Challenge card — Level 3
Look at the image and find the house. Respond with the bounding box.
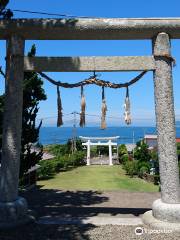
[144,135,180,149]
[144,135,158,148]
[125,144,136,153]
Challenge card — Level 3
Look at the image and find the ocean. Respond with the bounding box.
[39,126,180,145]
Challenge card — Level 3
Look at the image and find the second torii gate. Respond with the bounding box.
[80,136,119,165]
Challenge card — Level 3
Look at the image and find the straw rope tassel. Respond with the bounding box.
[80,85,86,127]
[57,86,63,127]
[124,86,131,125]
[101,86,107,129]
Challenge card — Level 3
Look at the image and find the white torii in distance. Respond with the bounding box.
[79,136,120,166]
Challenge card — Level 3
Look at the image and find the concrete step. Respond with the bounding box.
[37,216,143,226]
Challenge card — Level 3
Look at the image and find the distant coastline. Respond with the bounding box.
[39,126,180,145]
[39,127,156,145]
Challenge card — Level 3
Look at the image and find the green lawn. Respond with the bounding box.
[38,165,159,192]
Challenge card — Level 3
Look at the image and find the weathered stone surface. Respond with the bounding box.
[153,33,180,204]
[153,33,171,56]
[0,197,27,222]
[0,35,24,202]
[2,18,180,40]
[152,199,180,222]
[143,32,180,230]
[0,197,34,229]
[24,56,155,72]
[143,210,180,232]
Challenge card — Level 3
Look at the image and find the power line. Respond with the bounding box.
[37,113,72,121]
[12,9,100,19]
[12,9,179,20]
[37,112,158,122]
[34,111,180,126]
[36,111,180,122]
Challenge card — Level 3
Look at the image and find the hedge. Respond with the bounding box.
[37,151,85,180]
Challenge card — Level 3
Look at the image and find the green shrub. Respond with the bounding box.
[97,146,109,156]
[60,151,85,168]
[55,151,85,170]
[37,151,86,179]
[137,161,150,172]
[154,175,160,185]
[37,160,56,180]
[52,157,64,172]
[90,146,98,158]
[118,144,128,156]
[121,154,129,165]
[124,160,138,177]
[66,138,84,152]
[58,155,70,169]
[134,140,151,162]
[138,166,149,178]
[44,144,69,156]
[118,144,128,163]
[71,151,86,166]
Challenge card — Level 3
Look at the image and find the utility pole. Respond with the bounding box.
[71,111,78,153]
[132,130,135,159]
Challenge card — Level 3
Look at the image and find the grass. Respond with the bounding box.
[38,165,159,192]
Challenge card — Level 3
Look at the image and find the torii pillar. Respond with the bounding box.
[0,35,30,228]
[87,140,91,165]
[109,140,113,166]
[143,32,180,231]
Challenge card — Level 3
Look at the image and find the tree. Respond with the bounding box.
[0,0,13,19]
[0,95,4,149]
[20,44,47,180]
[66,138,83,153]
[97,146,109,156]
[134,140,151,163]
[177,143,180,158]
[0,45,47,181]
[118,144,128,157]
[118,144,128,163]
[133,140,151,176]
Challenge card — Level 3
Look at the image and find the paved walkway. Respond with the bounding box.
[23,188,160,228]
[1,189,179,240]
[89,157,119,165]
[1,223,179,240]
[38,216,143,226]
[22,188,160,220]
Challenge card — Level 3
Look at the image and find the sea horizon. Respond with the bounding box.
[39,126,180,145]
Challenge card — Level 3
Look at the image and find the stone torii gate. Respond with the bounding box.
[80,136,119,165]
[0,18,180,230]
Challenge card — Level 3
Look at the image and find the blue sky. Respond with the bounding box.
[0,0,180,127]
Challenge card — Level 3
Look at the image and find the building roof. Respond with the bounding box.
[144,135,157,139]
[144,135,180,143]
[125,144,136,152]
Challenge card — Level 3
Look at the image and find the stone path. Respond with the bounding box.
[1,223,180,240]
[38,216,143,226]
[1,189,179,240]
[22,187,160,219]
[89,157,119,165]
